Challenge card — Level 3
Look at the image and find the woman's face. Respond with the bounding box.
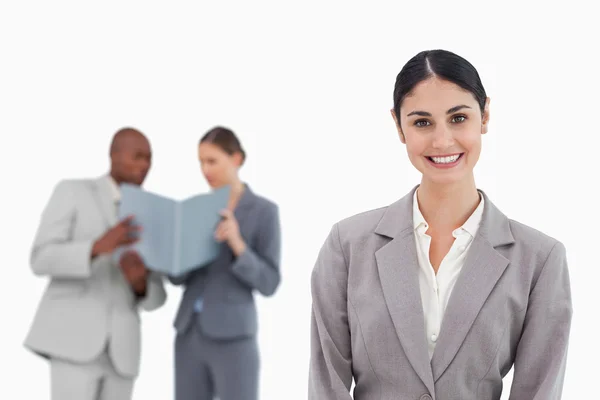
[198,142,241,189]
[392,77,490,187]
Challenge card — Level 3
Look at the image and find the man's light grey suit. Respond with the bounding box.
[309,186,572,400]
[24,176,167,399]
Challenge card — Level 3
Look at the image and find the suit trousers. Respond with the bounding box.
[175,320,260,400]
[50,345,134,400]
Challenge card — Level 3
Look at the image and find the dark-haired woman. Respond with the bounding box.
[309,50,572,399]
[170,126,281,400]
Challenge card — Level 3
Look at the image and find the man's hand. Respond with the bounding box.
[92,216,141,258]
[119,250,148,296]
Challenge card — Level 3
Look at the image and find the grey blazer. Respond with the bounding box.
[24,176,167,378]
[309,186,572,400]
[170,184,281,339]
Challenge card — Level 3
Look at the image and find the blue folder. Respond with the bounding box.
[116,184,231,276]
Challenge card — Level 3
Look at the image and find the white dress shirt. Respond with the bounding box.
[412,189,485,359]
[107,175,121,204]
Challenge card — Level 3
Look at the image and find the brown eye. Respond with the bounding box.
[414,119,430,127]
[452,115,467,123]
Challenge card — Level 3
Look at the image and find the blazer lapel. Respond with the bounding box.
[92,176,118,227]
[374,186,435,395]
[234,183,254,213]
[430,191,515,381]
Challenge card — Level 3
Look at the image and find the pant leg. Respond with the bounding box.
[209,335,260,400]
[97,351,135,400]
[99,377,134,400]
[50,357,103,400]
[174,324,215,400]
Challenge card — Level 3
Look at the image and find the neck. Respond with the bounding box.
[416,175,480,232]
[229,179,244,195]
[109,171,122,185]
[226,178,245,209]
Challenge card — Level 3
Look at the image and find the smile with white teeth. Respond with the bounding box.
[428,154,462,164]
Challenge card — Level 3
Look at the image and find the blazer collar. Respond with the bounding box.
[375,185,514,247]
[233,182,255,212]
[373,184,515,389]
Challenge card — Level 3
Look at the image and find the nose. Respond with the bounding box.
[431,125,454,149]
[201,164,209,177]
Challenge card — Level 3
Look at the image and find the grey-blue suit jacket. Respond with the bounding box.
[309,186,572,400]
[170,184,281,339]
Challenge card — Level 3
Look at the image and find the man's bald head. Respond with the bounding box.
[109,127,152,186]
[110,127,148,155]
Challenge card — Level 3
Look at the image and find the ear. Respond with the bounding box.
[232,151,243,167]
[481,97,491,134]
[109,152,119,169]
[390,108,406,144]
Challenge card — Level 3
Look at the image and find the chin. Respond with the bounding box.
[123,178,142,186]
[428,176,462,185]
[423,171,472,186]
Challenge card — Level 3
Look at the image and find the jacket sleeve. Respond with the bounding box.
[30,180,97,278]
[508,241,573,399]
[137,271,168,311]
[308,223,353,399]
[230,203,281,296]
[167,268,207,286]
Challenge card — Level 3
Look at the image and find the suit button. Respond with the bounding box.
[420,395,432,400]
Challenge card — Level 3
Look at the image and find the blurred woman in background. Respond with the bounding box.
[170,126,281,400]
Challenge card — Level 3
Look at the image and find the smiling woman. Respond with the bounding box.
[391,51,489,189]
[308,49,573,400]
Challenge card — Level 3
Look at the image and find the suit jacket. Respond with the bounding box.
[170,184,281,339]
[24,176,167,378]
[309,186,572,400]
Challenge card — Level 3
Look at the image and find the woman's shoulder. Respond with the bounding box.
[484,192,564,255]
[505,217,564,257]
[249,190,278,213]
[502,218,570,289]
[333,206,389,241]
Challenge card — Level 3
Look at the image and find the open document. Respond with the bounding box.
[116,184,230,276]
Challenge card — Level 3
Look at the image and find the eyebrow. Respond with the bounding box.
[406,104,472,117]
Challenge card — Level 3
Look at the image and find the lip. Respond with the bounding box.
[425,153,464,169]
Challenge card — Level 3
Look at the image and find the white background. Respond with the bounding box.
[1,1,597,399]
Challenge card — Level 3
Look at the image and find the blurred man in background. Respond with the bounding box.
[24,127,167,400]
